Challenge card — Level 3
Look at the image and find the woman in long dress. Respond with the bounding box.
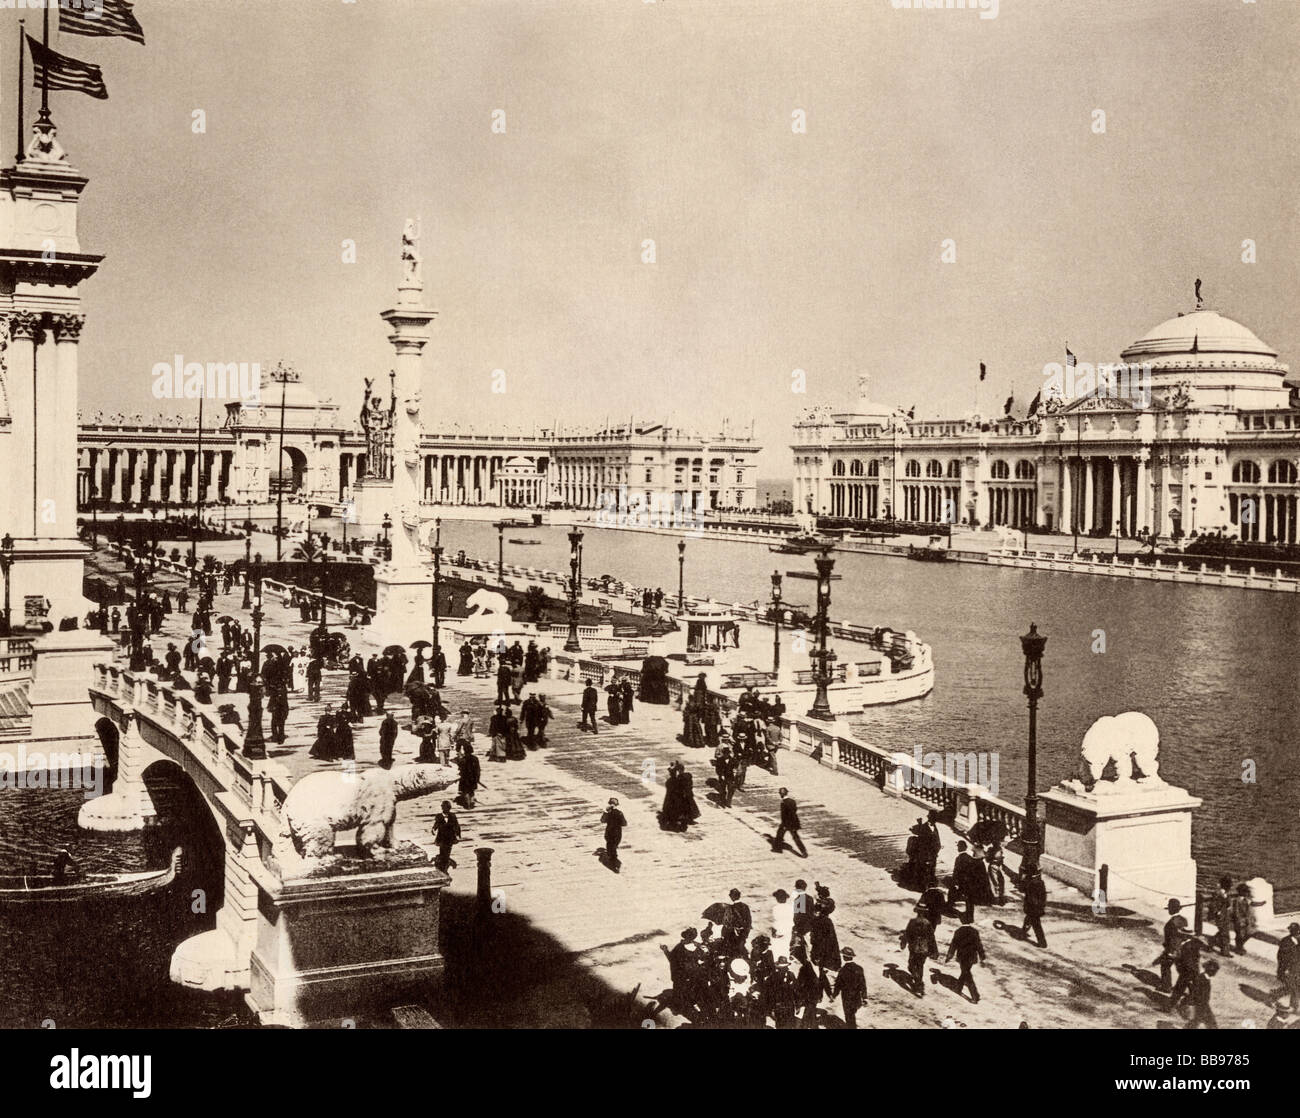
[505,708,526,760]
[770,889,794,953]
[487,704,509,762]
[291,651,308,694]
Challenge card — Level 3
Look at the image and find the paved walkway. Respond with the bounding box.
[88,543,1296,1030]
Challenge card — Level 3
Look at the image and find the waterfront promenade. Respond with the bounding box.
[85,542,1297,1029]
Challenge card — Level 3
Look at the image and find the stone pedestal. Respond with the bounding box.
[245,857,450,1028]
[1040,780,1202,904]
[350,477,393,532]
[373,565,434,647]
[27,626,116,741]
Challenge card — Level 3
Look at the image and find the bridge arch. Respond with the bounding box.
[140,759,226,910]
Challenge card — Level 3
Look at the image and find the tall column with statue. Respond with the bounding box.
[371,220,439,642]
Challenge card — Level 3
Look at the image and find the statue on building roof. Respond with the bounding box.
[1194,277,1203,310]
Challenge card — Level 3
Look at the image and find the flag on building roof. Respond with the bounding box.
[1066,346,1077,367]
[1003,394,1014,416]
[979,362,987,382]
[1026,389,1041,416]
[27,34,109,99]
[59,0,146,45]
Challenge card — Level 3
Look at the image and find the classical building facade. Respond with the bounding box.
[793,303,1300,542]
[75,400,761,514]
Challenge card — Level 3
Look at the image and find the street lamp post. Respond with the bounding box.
[1114,520,1122,558]
[243,574,267,760]
[129,558,149,672]
[191,391,204,566]
[564,528,584,652]
[1019,622,1047,875]
[431,517,443,654]
[242,527,253,609]
[770,569,782,675]
[805,547,838,721]
[148,507,159,572]
[381,513,392,561]
[0,534,13,637]
[677,539,686,611]
[495,520,507,586]
[316,532,330,633]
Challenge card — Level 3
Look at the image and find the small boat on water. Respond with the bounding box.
[769,534,833,555]
[907,535,951,562]
[508,538,541,545]
[0,848,183,904]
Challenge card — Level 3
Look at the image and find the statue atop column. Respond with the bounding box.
[401,219,422,290]
[359,372,397,480]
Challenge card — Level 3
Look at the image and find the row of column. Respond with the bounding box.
[988,486,1036,529]
[828,481,881,519]
[1060,455,1146,537]
[1230,492,1299,544]
[900,483,961,523]
[83,446,233,506]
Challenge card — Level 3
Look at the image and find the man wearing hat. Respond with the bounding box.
[1278,922,1300,1014]
[1156,898,1190,992]
[944,913,987,1004]
[601,797,627,869]
[832,946,867,1028]
[768,956,798,1029]
[900,905,938,997]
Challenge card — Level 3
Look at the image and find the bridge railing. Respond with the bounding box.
[91,663,294,830]
[549,654,1019,840]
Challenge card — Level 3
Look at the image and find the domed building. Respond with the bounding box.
[793,294,1300,543]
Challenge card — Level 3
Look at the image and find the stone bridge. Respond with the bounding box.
[82,663,447,1026]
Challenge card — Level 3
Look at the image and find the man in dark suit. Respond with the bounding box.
[900,905,938,997]
[496,660,513,705]
[431,800,461,872]
[580,680,599,734]
[945,914,987,1003]
[1021,867,1048,947]
[772,787,808,857]
[832,946,867,1028]
[1276,922,1300,1013]
[267,685,289,744]
[1156,898,1190,992]
[306,655,322,702]
[949,840,975,915]
[378,710,399,769]
[921,811,942,888]
[601,797,626,869]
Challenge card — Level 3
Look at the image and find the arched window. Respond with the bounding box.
[904,460,921,478]
[850,459,864,477]
[926,459,944,478]
[1232,460,1261,484]
[990,460,1010,480]
[1268,459,1297,484]
[1015,460,1036,480]
[832,460,846,477]
[867,460,880,478]
[947,460,962,478]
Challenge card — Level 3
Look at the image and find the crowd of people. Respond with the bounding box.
[656,881,862,1027]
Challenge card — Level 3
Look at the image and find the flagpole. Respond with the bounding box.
[16,20,24,163]
[38,1,50,125]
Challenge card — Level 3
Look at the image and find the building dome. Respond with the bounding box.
[1120,309,1278,362]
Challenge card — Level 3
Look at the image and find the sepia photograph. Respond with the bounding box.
[0,0,1295,1092]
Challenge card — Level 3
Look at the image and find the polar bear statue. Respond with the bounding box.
[1074,711,1163,792]
[279,763,460,863]
[466,587,511,619]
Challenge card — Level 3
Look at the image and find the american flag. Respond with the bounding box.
[59,0,146,45]
[27,34,109,100]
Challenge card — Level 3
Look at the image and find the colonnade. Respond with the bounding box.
[82,446,234,506]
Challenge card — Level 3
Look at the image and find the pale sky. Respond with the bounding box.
[23,0,1299,477]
